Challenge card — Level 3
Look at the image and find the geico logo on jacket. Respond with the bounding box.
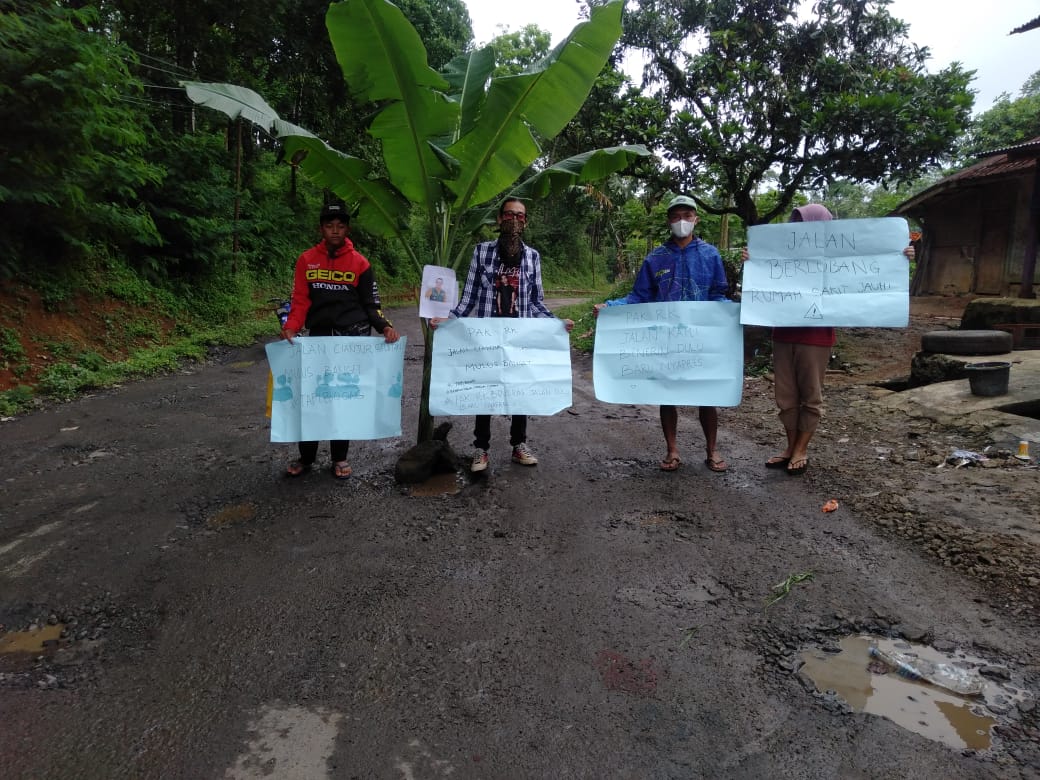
[305,268,357,283]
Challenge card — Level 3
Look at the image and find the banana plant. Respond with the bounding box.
[183,0,652,442]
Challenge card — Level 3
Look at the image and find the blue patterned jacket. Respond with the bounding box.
[607,238,729,305]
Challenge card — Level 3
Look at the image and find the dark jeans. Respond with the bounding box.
[295,324,367,465]
[298,440,349,465]
[473,415,527,451]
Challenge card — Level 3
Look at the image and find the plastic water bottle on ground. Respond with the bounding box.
[868,645,984,697]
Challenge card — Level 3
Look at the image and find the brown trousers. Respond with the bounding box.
[772,341,829,433]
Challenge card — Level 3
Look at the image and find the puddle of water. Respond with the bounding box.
[800,635,1010,751]
[409,472,461,497]
[225,704,343,779]
[207,503,256,529]
[0,624,65,654]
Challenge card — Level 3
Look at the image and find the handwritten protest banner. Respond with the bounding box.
[741,217,910,327]
[430,318,572,416]
[593,301,743,406]
[264,336,406,442]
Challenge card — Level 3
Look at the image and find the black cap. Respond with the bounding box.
[319,201,350,224]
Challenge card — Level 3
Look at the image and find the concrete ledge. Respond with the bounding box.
[876,350,1040,445]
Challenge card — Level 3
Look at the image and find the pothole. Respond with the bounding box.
[0,623,65,655]
[207,502,257,529]
[799,635,1031,752]
[408,472,462,497]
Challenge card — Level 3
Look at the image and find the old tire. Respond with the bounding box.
[920,329,1012,355]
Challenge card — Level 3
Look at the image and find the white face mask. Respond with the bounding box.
[670,219,695,239]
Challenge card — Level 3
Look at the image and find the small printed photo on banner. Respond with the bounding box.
[419,265,457,319]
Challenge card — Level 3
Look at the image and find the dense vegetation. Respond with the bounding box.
[1,0,1037,416]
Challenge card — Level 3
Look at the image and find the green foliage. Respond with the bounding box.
[182,0,650,444]
[488,24,552,76]
[819,177,942,220]
[557,300,599,353]
[0,326,26,365]
[183,0,649,272]
[394,0,473,70]
[130,132,236,282]
[36,361,97,401]
[0,4,162,277]
[0,385,35,417]
[620,0,974,226]
[957,70,1040,164]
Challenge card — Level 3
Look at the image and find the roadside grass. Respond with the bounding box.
[0,326,28,376]
[554,281,631,353]
[1,277,614,418]
[0,283,419,418]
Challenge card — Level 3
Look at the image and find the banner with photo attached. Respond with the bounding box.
[264,336,406,442]
[741,217,910,327]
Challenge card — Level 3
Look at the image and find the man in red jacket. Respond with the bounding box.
[280,200,399,479]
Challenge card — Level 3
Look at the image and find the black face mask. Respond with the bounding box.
[497,216,525,262]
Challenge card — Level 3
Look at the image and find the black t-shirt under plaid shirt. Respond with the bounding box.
[494,257,521,317]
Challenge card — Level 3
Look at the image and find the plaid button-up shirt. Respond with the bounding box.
[450,240,555,319]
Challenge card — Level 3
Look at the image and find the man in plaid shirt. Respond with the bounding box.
[431,198,573,473]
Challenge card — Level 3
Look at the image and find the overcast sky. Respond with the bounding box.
[464,0,1039,113]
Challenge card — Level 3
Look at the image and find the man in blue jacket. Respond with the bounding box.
[594,194,730,473]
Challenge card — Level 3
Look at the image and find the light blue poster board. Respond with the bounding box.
[265,336,406,442]
[741,217,910,327]
[593,301,743,406]
[430,318,572,416]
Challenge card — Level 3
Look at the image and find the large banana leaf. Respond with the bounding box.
[181,81,410,240]
[445,1,623,209]
[326,0,457,210]
[454,144,655,240]
[442,45,496,141]
[510,145,654,200]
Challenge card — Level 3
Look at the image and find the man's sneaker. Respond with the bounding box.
[470,449,489,472]
[511,442,538,466]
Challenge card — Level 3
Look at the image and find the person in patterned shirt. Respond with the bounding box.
[431,198,573,473]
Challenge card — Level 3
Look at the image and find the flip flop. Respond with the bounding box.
[786,457,808,476]
[705,454,728,473]
[659,456,681,472]
[765,455,791,469]
[286,460,312,477]
[332,461,353,479]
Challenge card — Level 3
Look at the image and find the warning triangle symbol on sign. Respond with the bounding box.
[804,304,823,320]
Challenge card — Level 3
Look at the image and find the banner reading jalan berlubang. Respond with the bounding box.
[741,217,910,327]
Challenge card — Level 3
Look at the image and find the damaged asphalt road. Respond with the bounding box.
[0,305,1038,779]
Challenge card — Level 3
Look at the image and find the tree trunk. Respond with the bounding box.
[417,321,435,443]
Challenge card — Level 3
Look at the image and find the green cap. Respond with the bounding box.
[666,195,697,211]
